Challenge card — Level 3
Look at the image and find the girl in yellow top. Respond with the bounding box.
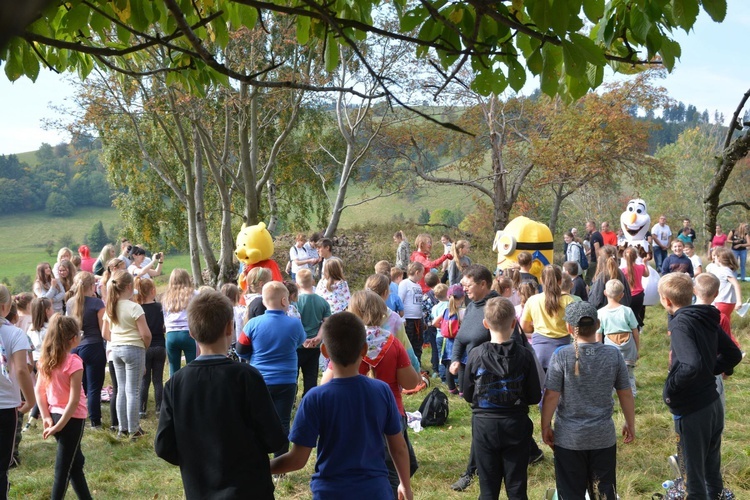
[520,265,575,371]
[102,270,151,439]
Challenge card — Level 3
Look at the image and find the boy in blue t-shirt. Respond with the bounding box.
[270,312,413,500]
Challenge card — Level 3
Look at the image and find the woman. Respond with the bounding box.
[162,269,198,376]
[289,234,315,280]
[102,270,151,438]
[393,231,410,270]
[447,240,471,286]
[52,247,72,279]
[588,245,632,310]
[520,265,576,371]
[728,223,749,281]
[410,233,452,292]
[58,260,77,304]
[66,272,106,429]
[128,246,163,279]
[93,244,115,277]
[620,246,651,329]
[33,262,66,313]
[709,224,728,259]
[78,245,96,273]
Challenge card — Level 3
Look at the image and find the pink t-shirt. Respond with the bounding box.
[712,233,728,248]
[621,264,647,295]
[45,353,87,419]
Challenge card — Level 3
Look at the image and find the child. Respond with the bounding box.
[430,284,449,380]
[516,252,540,291]
[706,247,742,347]
[294,269,332,398]
[13,293,34,334]
[684,242,702,276]
[463,297,541,499]
[237,281,306,456]
[562,261,588,302]
[394,231,410,271]
[514,282,537,327]
[376,260,404,316]
[619,247,651,331]
[34,314,93,499]
[660,240,694,276]
[162,269,198,375]
[135,278,166,418]
[284,280,301,319]
[270,312,414,500]
[244,267,272,319]
[448,240,471,286]
[399,262,425,366]
[23,297,53,431]
[422,272,441,377]
[390,267,406,317]
[597,280,640,395]
[219,283,246,342]
[541,300,635,499]
[434,284,462,394]
[658,273,742,498]
[560,273,581,302]
[315,257,351,314]
[155,290,286,499]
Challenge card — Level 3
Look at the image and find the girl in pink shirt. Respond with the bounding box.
[34,314,92,500]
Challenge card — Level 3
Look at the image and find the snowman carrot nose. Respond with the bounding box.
[628,213,637,224]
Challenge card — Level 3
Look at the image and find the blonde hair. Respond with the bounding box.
[407,261,424,277]
[162,269,195,313]
[541,265,563,317]
[434,284,448,301]
[365,273,390,299]
[414,234,432,253]
[348,290,388,327]
[658,273,693,308]
[594,245,620,282]
[262,281,288,307]
[374,260,391,275]
[713,247,738,271]
[246,267,272,294]
[105,270,133,324]
[622,247,638,288]
[38,314,80,380]
[449,295,462,317]
[57,247,72,263]
[98,244,115,264]
[101,258,125,292]
[604,279,624,298]
[694,273,720,302]
[135,278,156,305]
[390,267,404,281]
[70,272,96,326]
[451,240,470,270]
[484,297,515,333]
[323,258,346,292]
[295,268,314,288]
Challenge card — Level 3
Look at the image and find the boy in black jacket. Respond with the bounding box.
[658,273,742,499]
[155,291,287,500]
[463,297,542,500]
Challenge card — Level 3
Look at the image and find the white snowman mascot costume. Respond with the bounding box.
[620,198,660,305]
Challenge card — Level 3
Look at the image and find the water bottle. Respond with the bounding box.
[662,480,674,489]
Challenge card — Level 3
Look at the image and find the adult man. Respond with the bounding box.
[304,233,321,277]
[651,215,672,272]
[585,220,603,284]
[449,265,543,491]
[601,222,617,247]
[681,218,697,243]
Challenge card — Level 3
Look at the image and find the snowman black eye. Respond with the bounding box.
[628,207,633,212]
[636,209,642,213]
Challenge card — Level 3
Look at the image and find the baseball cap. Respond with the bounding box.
[565,301,597,327]
[447,284,465,299]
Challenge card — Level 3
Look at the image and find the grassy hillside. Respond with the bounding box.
[14,150,39,167]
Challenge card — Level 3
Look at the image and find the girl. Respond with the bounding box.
[588,245,632,310]
[393,230,410,271]
[58,260,77,304]
[706,247,743,347]
[93,244,115,277]
[128,246,163,280]
[324,291,420,498]
[34,315,93,500]
[52,247,72,279]
[220,283,246,342]
[447,240,471,286]
[433,284,464,394]
[34,261,66,313]
[135,278,166,417]
[504,267,522,306]
[728,222,749,281]
[620,246,651,330]
[520,265,576,371]
[23,297,54,431]
[316,257,351,314]
[515,281,537,328]
[244,267,272,320]
[14,292,34,333]
[66,272,106,429]
[410,233,453,292]
[102,270,151,439]
[99,258,125,298]
[0,285,36,495]
[284,281,301,319]
[162,269,197,376]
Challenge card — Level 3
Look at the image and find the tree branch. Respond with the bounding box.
[717,201,750,211]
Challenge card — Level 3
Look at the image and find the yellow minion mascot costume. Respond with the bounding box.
[493,216,554,280]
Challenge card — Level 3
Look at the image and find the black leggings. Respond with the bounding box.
[50,414,92,500]
[1,408,17,499]
[297,347,321,398]
[141,346,167,413]
[109,360,119,428]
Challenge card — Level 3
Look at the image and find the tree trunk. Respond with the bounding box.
[192,126,219,285]
[183,149,202,285]
[266,177,279,234]
[239,83,260,225]
[549,189,564,238]
[704,131,750,242]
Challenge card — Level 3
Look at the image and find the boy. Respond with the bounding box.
[431,284,449,381]
[597,280,640,395]
[295,269,332,397]
[660,240,694,277]
[541,301,635,500]
[155,291,286,499]
[563,261,588,301]
[376,260,404,316]
[399,262,425,366]
[684,242,702,275]
[658,273,742,499]
[236,282,306,456]
[517,252,540,291]
[270,312,413,500]
[463,298,541,499]
[422,271,441,377]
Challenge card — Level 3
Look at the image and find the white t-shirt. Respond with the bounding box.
[398,278,423,320]
[651,223,672,248]
[706,263,737,304]
[290,245,310,274]
[689,255,702,274]
[0,320,31,408]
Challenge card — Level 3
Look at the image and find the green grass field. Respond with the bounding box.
[10,290,750,499]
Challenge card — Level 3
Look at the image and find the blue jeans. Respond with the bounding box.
[733,248,747,280]
[424,325,439,373]
[267,383,297,457]
[72,342,106,426]
[654,246,668,272]
[166,330,196,376]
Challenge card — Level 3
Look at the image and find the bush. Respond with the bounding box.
[418,208,430,224]
[58,233,76,250]
[11,274,32,294]
[45,192,74,217]
[85,221,110,251]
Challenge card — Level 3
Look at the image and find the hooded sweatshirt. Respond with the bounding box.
[663,304,742,416]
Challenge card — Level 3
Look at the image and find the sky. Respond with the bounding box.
[1,2,749,155]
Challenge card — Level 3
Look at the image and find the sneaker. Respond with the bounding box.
[130,428,147,441]
[116,430,129,439]
[448,388,459,395]
[90,424,102,431]
[109,426,118,432]
[529,448,544,465]
[451,473,474,491]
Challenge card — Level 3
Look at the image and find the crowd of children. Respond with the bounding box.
[0,227,746,500]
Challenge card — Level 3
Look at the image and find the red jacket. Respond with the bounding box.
[410,251,452,292]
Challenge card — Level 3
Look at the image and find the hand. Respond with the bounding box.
[42,416,54,430]
[445,253,454,260]
[397,483,413,500]
[17,401,33,414]
[51,278,58,287]
[622,423,635,443]
[449,361,460,375]
[542,426,555,448]
[43,423,61,439]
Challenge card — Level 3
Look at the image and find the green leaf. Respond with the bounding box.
[297,15,310,44]
[673,0,700,31]
[22,43,40,82]
[566,74,589,100]
[628,7,651,44]
[3,42,23,81]
[324,34,339,72]
[549,0,571,36]
[701,0,727,22]
[658,38,681,71]
[527,46,543,75]
[562,40,587,78]
[89,11,109,36]
[582,0,605,21]
[528,0,552,31]
[507,58,526,91]
[569,33,607,65]
[586,61,604,88]
[64,4,90,33]
[541,44,561,96]
[471,70,493,95]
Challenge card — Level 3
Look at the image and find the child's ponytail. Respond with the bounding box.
[105,270,133,325]
[572,325,581,376]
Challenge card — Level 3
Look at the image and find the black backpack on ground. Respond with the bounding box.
[419,388,449,426]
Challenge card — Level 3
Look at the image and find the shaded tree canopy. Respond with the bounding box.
[1,0,727,104]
